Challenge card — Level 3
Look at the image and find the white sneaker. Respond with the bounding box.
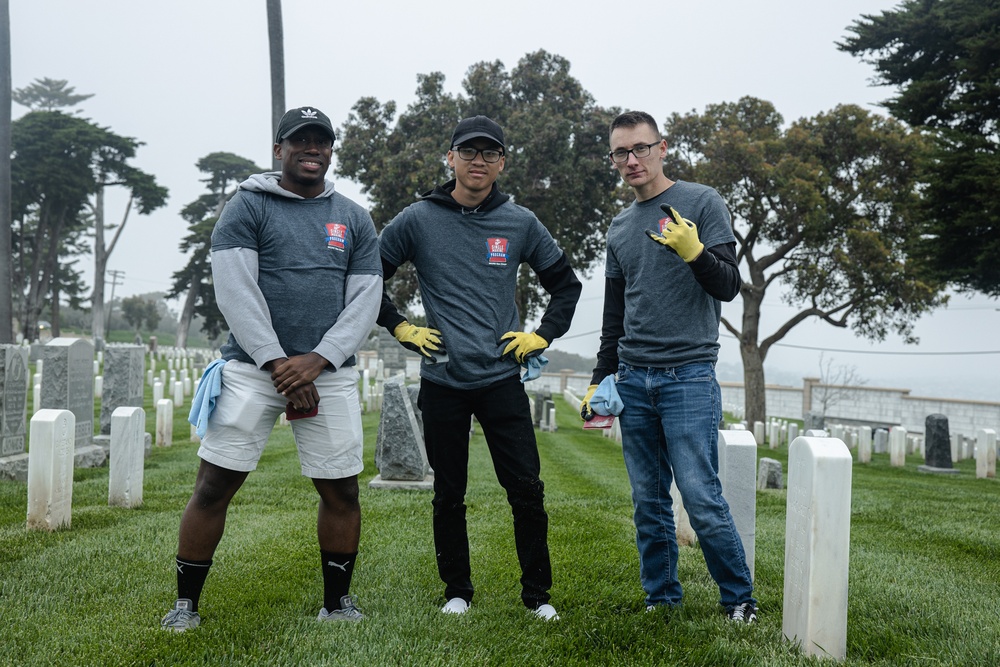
[532,603,559,621]
[441,598,470,614]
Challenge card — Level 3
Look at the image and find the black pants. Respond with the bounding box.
[418,375,552,608]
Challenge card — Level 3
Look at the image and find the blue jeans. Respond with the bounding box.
[616,362,755,609]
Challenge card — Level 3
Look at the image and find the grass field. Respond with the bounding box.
[1,392,998,666]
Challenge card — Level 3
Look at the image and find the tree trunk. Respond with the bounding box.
[50,284,60,337]
[175,279,200,349]
[739,282,768,426]
[266,0,285,171]
[0,0,13,343]
[91,187,106,342]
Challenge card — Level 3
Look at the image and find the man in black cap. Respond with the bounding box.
[161,106,382,631]
[377,115,582,620]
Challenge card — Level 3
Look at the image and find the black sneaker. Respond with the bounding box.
[727,602,757,624]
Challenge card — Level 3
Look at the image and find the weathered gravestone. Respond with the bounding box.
[40,338,105,468]
[377,329,407,379]
[26,409,75,531]
[370,374,431,490]
[872,428,887,454]
[533,389,552,428]
[858,426,872,464]
[976,428,997,479]
[156,399,173,447]
[782,436,852,661]
[889,426,907,467]
[918,414,959,475]
[758,457,783,490]
[718,429,758,579]
[99,345,145,437]
[108,407,146,508]
[0,345,30,480]
[803,410,825,431]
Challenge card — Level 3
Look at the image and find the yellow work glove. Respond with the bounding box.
[393,321,444,358]
[645,204,704,262]
[499,331,548,363]
[580,384,599,421]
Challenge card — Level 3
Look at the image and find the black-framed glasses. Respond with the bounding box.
[609,142,660,164]
[454,146,504,163]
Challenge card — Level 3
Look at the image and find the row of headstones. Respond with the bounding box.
[26,406,148,530]
[0,339,218,482]
[742,416,996,479]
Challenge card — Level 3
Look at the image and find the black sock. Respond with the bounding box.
[321,551,357,610]
[176,557,212,611]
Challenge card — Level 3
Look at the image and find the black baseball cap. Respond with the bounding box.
[451,115,505,150]
[274,106,336,144]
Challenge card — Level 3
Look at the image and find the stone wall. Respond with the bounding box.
[523,371,1000,439]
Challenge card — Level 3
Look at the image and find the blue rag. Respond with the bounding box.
[188,359,226,438]
[520,355,548,383]
[590,375,623,416]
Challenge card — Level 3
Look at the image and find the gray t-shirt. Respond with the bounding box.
[379,199,563,389]
[212,182,381,366]
[606,180,736,367]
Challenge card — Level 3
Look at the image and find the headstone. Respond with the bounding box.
[787,423,799,443]
[976,428,996,480]
[370,374,431,489]
[99,345,145,436]
[752,421,765,445]
[173,380,184,408]
[769,421,780,450]
[670,478,697,547]
[377,329,407,378]
[406,384,424,440]
[717,429,757,579]
[758,457,783,490]
[26,409,75,531]
[40,338,95,450]
[156,399,173,447]
[782,436,852,661]
[94,375,103,399]
[951,433,962,462]
[889,426,907,467]
[728,423,746,430]
[153,381,164,405]
[804,429,828,437]
[803,410,824,431]
[874,428,889,454]
[533,389,552,428]
[918,414,959,475]
[1,345,30,457]
[108,407,145,508]
[858,426,872,464]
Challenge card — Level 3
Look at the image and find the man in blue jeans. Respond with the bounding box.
[581,111,757,623]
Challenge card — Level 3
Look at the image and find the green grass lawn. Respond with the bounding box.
[1,394,998,666]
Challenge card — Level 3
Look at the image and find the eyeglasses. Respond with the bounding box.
[454,146,504,163]
[288,136,333,150]
[608,142,660,164]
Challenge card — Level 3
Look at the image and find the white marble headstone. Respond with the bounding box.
[782,436,852,661]
[108,407,146,508]
[156,399,174,447]
[26,409,76,531]
[717,429,757,579]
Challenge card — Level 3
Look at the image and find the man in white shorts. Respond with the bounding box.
[160,106,381,631]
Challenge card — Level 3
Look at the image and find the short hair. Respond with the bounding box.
[610,111,662,140]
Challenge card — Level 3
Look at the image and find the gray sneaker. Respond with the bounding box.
[317,595,364,622]
[161,598,201,632]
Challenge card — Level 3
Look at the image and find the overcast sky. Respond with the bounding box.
[10,0,999,401]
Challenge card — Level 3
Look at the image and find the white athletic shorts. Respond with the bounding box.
[197,360,364,479]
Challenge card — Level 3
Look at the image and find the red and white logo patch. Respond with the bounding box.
[325,223,347,251]
[486,237,509,266]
